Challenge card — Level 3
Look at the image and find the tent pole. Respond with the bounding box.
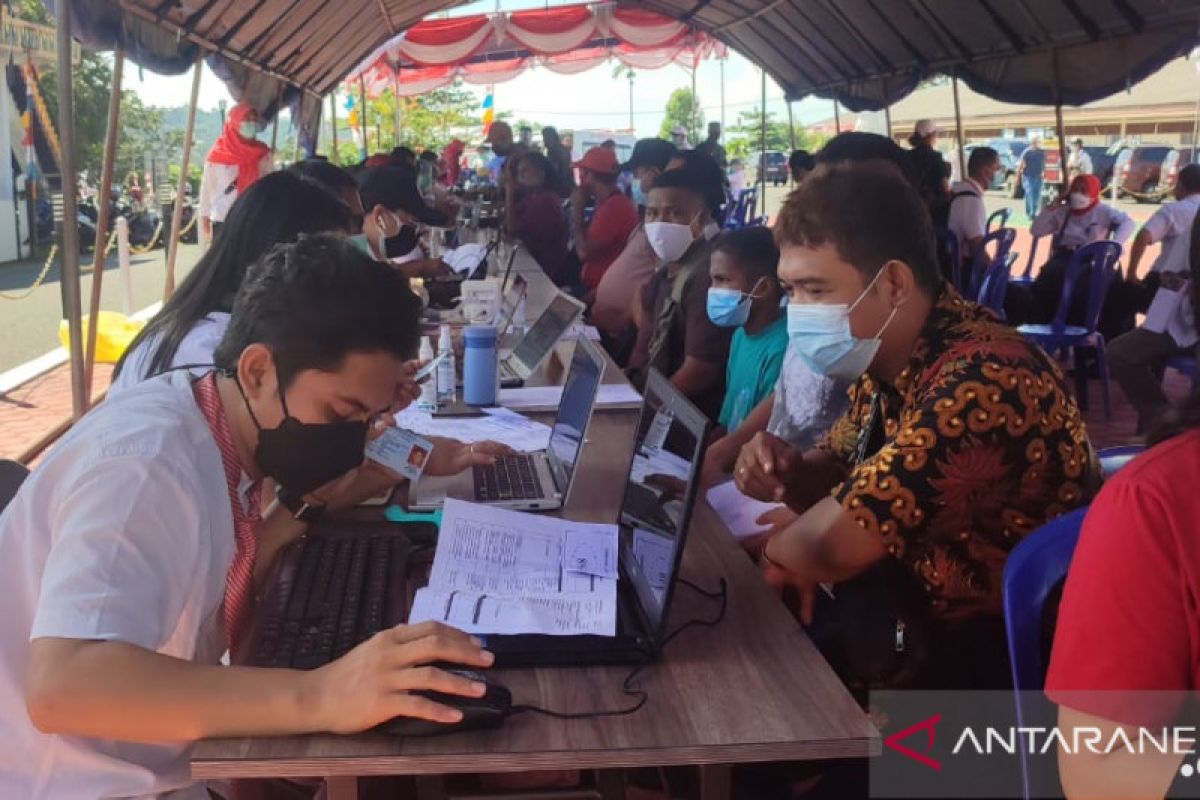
[833,100,840,133]
[884,104,892,140]
[329,93,339,163]
[270,83,283,152]
[359,76,368,156]
[952,73,966,182]
[691,62,698,139]
[720,58,725,135]
[55,0,85,420]
[787,100,796,151]
[83,47,124,396]
[393,66,402,146]
[164,59,202,301]
[760,67,767,200]
[1052,49,1069,192]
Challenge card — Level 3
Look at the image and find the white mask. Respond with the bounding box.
[1068,192,1092,210]
[239,121,259,140]
[645,220,696,263]
[785,267,897,380]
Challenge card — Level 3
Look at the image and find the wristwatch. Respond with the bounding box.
[276,485,327,523]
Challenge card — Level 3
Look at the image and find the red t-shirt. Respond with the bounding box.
[580,192,638,291]
[1045,427,1200,727]
[510,189,569,283]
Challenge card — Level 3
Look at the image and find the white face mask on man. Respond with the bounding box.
[645,212,704,263]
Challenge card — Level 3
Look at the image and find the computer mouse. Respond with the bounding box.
[379,669,513,737]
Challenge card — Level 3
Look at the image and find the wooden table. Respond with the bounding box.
[191,246,878,798]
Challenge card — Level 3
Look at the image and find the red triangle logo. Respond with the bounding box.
[884,713,943,771]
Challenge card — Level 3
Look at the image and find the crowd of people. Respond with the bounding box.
[2,97,1200,798]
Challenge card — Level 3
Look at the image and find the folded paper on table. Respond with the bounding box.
[406,499,617,636]
[498,383,643,410]
[705,480,787,540]
[395,405,551,452]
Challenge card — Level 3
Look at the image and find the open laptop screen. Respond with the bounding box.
[510,293,582,371]
[495,274,527,335]
[547,339,604,488]
[618,370,709,636]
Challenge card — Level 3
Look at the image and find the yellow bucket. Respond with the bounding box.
[58,311,146,363]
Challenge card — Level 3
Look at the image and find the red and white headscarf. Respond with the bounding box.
[206,103,271,194]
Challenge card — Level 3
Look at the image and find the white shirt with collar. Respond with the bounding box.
[110,312,232,396]
[198,154,274,225]
[0,370,240,799]
[947,178,988,259]
[1030,201,1136,250]
[1143,193,1200,275]
[1068,149,1093,176]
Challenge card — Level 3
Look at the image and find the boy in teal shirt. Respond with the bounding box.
[708,227,789,432]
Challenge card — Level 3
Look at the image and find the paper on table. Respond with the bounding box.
[705,480,787,540]
[442,244,488,274]
[566,324,602,342]
[498,382,643,410]
[406,499,618,636]
[564,526,618,579]
[394,405,551,452]
[409,589,615,636]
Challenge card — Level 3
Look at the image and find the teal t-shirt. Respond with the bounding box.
[718,315,789,431]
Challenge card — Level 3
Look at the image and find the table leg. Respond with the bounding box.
[324,776,359,800]
[697,765,731,800]
[596,769,625,800]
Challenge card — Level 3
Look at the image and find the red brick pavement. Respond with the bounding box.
[1,362,112,462]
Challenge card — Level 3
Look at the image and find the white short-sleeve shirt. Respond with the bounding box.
[0,371,237,799]
[1143,194,1200,275]
[947,179,987,258]
[110,313,231,396]
[198,155,274,224]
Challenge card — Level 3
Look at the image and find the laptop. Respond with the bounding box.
[482,369,711,667]
[408,337,606,512]
[498,291,586,387]
[494,273,528,339]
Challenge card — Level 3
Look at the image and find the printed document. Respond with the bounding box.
[407,499,618,635]
[395,405,551,452]
[705,480,786,540]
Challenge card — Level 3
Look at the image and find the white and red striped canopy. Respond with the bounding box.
[346,2,726,97]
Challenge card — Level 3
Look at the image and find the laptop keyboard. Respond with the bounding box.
[474,454,545,501]
[252,530,410,670]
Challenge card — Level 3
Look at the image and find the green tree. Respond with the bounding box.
[725,107,823,160]
[38,52,114,177]
[659,88,702,144]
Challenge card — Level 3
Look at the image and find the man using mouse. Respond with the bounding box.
[735,161,1097,689]
[0,236,494,798]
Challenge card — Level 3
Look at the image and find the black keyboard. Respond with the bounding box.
[473,454,545,501]
[250,528,410,670]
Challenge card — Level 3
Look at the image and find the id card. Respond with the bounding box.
[365,427,434,482]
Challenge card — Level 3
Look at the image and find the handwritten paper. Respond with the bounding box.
[564,526,618,579]
[406,499,617,636]
[705,480,786,540]
[395,405,551,452]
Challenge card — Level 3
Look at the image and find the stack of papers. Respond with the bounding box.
[705,480,787,540]
[498,383,643,410]
[394,405,552,452]
[566,324,603,342]
[407,499,619,636]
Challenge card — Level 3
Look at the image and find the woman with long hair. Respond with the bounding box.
[504,150,570,284]
[112,171,354,392]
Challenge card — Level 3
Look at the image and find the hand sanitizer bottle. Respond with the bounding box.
[437,324,456,404]
[417,336,438,411]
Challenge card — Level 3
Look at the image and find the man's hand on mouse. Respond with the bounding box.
[305,621,494,734]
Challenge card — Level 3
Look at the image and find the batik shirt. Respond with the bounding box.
[824,286,1098,619]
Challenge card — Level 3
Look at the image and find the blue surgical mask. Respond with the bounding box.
[347,233,373,258]
[631,181,648,208]
[785,269,897,380]
[706,278,766,328]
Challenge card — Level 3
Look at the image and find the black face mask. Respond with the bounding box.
[236,374,368,496]
[384,224,420,259]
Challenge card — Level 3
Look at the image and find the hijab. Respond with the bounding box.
[1069,174,1101,216]
[442,139,465,186]
[206,103,271,193]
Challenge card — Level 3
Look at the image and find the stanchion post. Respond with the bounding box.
[116,217,132,315]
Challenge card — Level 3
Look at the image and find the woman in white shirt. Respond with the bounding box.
[112,171,357,392]
[1026,174,1135,331]
[198,102,274,242]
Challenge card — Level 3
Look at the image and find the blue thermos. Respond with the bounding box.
[462,325,498,406]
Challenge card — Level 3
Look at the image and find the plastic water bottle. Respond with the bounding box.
[417,336,438,411]
[437,324,456,404]
[462,325,498,406]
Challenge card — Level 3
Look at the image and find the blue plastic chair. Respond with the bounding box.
[1003,505,1089,800]
[722,187,758,230]
[976,252,1013,317]
[1017,240,1122,419]
[965,227,1016,299]
[1096,444,1145,478]
[986,207,1011,235]
[1010,233,1046,287]
[1166,354,1199,390]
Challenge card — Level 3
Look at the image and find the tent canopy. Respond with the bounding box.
[346,3,726,98]
[73,1,1200,113]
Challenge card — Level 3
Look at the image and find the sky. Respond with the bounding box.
[121,0,840,143]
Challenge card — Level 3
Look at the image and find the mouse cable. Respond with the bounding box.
[508,578,728,722]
